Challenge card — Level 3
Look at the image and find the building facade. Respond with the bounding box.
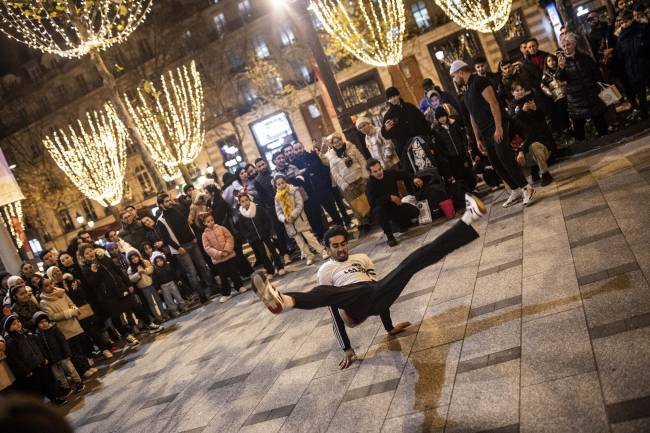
[0,0,566,255]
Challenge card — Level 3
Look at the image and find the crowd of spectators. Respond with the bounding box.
[0,0,648,408]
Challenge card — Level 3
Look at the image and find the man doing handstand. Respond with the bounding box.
[252,194,487,369]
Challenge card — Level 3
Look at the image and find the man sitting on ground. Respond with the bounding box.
[366,159,420,247]
[252,194,487,369]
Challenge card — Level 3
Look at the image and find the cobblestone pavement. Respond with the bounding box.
[64,133,650,433]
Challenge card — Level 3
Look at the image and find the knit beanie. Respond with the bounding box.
[150,251,166,264]
[32,311,49,326]
[355,116,372,130]
[385,86,400,99]
[2,315,17,333]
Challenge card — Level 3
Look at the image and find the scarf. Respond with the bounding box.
[334,142,348,159]
[40,287,66,301]
[275,185,294,219]
[239,201,257,219]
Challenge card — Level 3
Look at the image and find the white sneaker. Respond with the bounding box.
[306,258,314,266]
[251,270,285,314]
[523,186,535,206]
[502,189,523,208]
[277,268,286,276]
[219,294,232,303]
[102,349,113,359]
[238,286,249,294]
[83,368,97,379]
[462,194,488,225]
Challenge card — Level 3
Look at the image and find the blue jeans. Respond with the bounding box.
[176,241,213,297]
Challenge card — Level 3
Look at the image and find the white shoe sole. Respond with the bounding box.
[252,271,283,314]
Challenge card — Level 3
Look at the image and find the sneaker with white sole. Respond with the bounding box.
[102,349,113,359]
[238,286,249,294]
[277,268,287,276]
[502,189,523,208]
[252,271,285,314]
[462,194,488,225]
[219,294,232,303]
[523,186,535,206]
[306,258,314,266]
[125,334,140,346]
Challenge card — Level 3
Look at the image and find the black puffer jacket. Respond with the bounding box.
[34,325,70,363]
[5,331,46,376]
[556,51,606,119]
[237,203,273,243]
[82,256,133,316]
[382,99,432,156]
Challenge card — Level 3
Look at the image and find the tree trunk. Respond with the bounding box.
[90,51,167,193]
[179,164,193,185]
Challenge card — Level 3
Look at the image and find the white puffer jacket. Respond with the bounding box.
[325,144,369,191]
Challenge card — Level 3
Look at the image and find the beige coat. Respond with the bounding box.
[0,337,15,391]
[325,144,369,192]
[39,288,84,339]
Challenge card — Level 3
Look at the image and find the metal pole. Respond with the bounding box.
[290,0,360,146]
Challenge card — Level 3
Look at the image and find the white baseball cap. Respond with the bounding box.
[449,60,469,75]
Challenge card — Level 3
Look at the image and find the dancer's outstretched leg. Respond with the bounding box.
[253,194,486,317]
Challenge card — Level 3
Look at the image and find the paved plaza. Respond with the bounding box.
[64,134,650,433]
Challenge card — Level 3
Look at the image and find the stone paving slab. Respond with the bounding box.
[61,134,650,433]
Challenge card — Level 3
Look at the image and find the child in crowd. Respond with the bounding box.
[432,107,476,192]
[32,311,85,393]
[38,279,95,378]
[151,251,187,317]
[127,251,166,322]
[274,174,324,266]
[201,213,247,303]
[0,333,15,394]
[8,277,40,329]
[2,315,64,404]
[237,193,286,277]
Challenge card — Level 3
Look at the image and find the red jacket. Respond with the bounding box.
[202,224,236,264]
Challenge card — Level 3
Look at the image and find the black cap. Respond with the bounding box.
[422,78,434,89]
[385,86,400,99]
[434,106,449,120]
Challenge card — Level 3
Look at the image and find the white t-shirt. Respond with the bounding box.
[317,254,376,286]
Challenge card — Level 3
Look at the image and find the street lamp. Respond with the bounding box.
[76,213,85,226]
[87,220,95,228]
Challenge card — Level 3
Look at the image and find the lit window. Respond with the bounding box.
[58,209,74,232]
[307,103,321,118]
[213,13,225,33]
[280,24,296,46]
[82,198,98,222]
[218,135,244,174]
[254,35,270,59]
[135,165,155,196]
[238,0,251,19]
[411,1,431,30]
[298,64,312,83]
[29,239,43,255]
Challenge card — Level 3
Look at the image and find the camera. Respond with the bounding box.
[344,157,354,168]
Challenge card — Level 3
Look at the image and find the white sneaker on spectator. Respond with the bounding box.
[502,189,523,208]
[219,294,232,303]
[102,350,113,359]
[306,257,314,266]
[238,286,249,293]
[523,186,535,206]
[125,334,140,346]
[277,268,287,276]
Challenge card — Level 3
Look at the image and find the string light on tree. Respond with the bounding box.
[309,0,406,67]
[154,158,182,182]
[125,60,205,179]
[0,201,24,249]
[434,0,512,33]
[43,102,128,207]
[0,0,153,58]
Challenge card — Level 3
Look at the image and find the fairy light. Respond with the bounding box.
[125,60,205,177]
[309,0,406,67]
[154,158,182,182]
[0,200,24,248]
[0,0,153,58]
[435,0,512,33]
[43,102,128,206]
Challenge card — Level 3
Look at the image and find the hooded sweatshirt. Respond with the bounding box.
[127,251,154,289]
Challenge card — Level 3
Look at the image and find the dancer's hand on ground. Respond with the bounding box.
[339,348,357,370]
[388,321,412,335]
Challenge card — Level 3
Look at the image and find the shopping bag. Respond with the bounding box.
[417,200,433,225]
[598,82,622,106]
[349,194,370,217]
[77,304,94,320]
